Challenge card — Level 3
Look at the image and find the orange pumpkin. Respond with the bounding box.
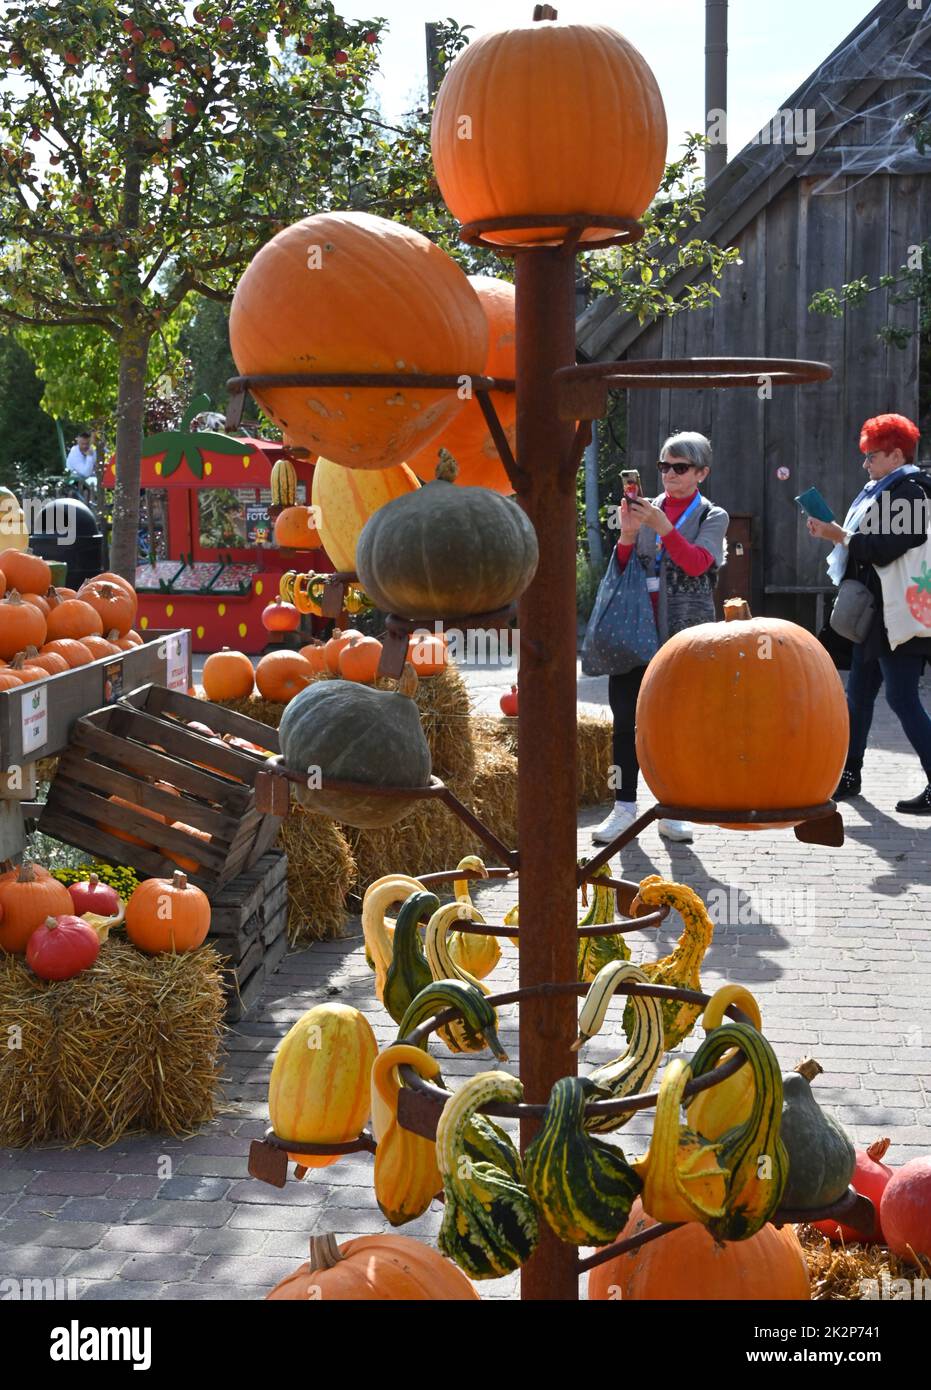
[125,870,211,953]
[24,646,69,676]
[41,638,93,668]
[274,506,321,550]
[78,580,135,636]
[324,628,362,675]
[0,670,23,691]
[635,602,849,829]
[7,652,50,684]
[229,210,487,469]
[255,650,315,703]
[431,18,668,248]
[51,586,77,600]
[409,276,516,493]
[45,596,104,641]
[338,635,383,684]
[0,570,5,598]
[80,634,122,660]
[0,591,47,660]
[21,591,50,616]
[165,823,212,874]
[407,631,448,678]
[84,570,136,601]
[299,642,329,675]
[266,1232,479,1301]
[97,795,168,847]
[0,863,74,955]
[202,648,255,701]
[114,629,144,649]
[587,1200,811,1301]
[0,550,52,596]
[261,597,300,632]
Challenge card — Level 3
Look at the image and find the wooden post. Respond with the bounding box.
[514,246,581,1301]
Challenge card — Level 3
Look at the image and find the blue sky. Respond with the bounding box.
[349,0,874,157]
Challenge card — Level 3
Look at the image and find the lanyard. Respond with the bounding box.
[654,492,703,574]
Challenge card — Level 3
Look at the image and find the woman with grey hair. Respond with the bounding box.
[593,431,729,845]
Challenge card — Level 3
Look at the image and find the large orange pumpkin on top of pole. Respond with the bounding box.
[229,211,488,469]
[635,601,849,828]
[431,19,668,248]
[408,276,516,494]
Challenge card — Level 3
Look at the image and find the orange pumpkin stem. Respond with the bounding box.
[17,862,36,883]
[723,598,753,622]
[309,1233,344,1269]
[795,1056,824,1082]
[867,1137,892,1162]
[172,870,188,891]
[435,450,458,483]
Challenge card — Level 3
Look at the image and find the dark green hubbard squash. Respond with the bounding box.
[779,1057,856,1210]
[355,453,539,620]
[277,662,431,828]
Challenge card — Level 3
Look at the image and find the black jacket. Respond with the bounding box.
[844,470,931,661]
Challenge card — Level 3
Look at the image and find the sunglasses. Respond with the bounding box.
[656,461,697,475]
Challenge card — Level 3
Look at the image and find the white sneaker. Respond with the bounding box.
[658,818,693,842]
[592,803,637,844]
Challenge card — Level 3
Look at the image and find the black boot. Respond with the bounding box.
[896,784,931,815]
[832,770,862,801]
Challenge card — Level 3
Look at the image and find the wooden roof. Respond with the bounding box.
[576,0,931,363]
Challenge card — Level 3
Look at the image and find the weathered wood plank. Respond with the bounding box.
[761,181,803,593]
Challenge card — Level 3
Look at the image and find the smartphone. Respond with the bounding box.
[795,486,835,523]
[620,469,643,500]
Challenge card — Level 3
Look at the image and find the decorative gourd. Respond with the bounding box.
[125,870,211,953]
[268,1003,377,1169]
[360,872,426,996]
[230,210,488,469]
[371,1044,443,1225]
[624,875,715,1050]
[260,597,300,632]
[0,864,73,954]
[278,662,432,828]
[688,1023,789,1240]
[686,985,764,1139]
[436,1071,539,1279]
[407,631,448,678]
[66,873,120,918]
[397,979,508,1061]
[409,275,516,493]
[635,603,849,829]
[382,891,437,1026]
[525,1076,642,1245]
[431,17,667,248]
[633,1059,728,1226]
[0,591,47,659]
[879,1157,931,1267]
[266,1231,479,1301]
[0,549,51,595]
[356,454,538,620]
[45,596,104,641]
[573,960,665,1133]
[588,1200,811,1302]
[423,900,502,1053]
[449,856,500,979]
[577,861,630,982]
[811,1138,892,1246]
[338,635,383,684]
[312,455,421,572]
[25,914,101,981]
[778,1057,856,1211]
[270,457,297,507]
[255,650,314,702]
[274,506,321,550]
[202,648,255,701]
[77,581,135,636]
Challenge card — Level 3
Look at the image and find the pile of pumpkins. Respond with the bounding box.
[202,628,449,706]
[0,550,144,685]
[0,860,212,973]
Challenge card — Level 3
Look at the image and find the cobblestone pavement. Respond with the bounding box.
[2,673,929,1300]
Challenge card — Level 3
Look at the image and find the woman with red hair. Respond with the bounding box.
[808,414,931,813]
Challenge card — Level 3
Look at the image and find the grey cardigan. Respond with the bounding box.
[632,493,729,642]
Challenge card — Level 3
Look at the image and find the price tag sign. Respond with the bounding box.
[165,630,189,692]
[21,682,48,755]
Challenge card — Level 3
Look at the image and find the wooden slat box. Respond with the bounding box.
[39,684,283,890]
[207,851,289,1021]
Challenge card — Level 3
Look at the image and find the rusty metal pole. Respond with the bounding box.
[513,245,580,1301]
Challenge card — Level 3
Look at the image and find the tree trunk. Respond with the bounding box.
[108,329,150,580]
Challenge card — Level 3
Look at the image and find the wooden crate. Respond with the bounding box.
[39,683,283,891]
[208,851,289,1021]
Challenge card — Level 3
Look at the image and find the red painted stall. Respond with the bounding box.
[105,424,330,653]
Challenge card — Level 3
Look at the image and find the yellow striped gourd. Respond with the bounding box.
[577,861,630,982]
[396,979,508,1060]
[574,960,665,1133]
[382,891,437,1025]
[632,1058,729,1224]
[371,1044,443,1225]
[686,985,763,1138]
[361,873,425,997]
[625,875,715,1050]
[449,856,500,979]
[271,456,297,506]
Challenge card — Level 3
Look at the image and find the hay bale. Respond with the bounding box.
[0,938,225,1148]
[471,726,518,849]
[473,713,613,807]
[277,806,356,947]
[346,785,482,889]
[798,1224,929,1299]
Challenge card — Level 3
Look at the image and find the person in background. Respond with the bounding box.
[593,431,729,845]
[65,430,98,495]
[807,413,931,813]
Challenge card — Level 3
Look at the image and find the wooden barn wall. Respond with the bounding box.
[622,170,923,625]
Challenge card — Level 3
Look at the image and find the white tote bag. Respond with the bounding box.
[875,530,931,650]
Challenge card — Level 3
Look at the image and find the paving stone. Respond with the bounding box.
[196,1254,296,1285]
[155,1176,232,1202]
[158,1281,268,1300]
[28,1172,114,1197]
[118,1252,202,1281]
[122,1199,236,1228]
[99,1225,196,1255]
[60,1250,129,1280]
[188,1227,269,1257]
[105,1176,162,1201]
[0,1244,79,1277]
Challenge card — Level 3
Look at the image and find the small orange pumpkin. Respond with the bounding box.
[80,634,122,660]
[0,549,52,597]
[125,870,211,954]
[338,635,383,684]
[45,596,104,641]
[202,648,255,701]
[407,631,448,678]
[78,581,135,636]
[0,863,74,955]
[274,505,321,550]
[0,670,24,691]
[41,638,93,668]
[114,629,144,649]
[0,591,48,660]
[266,1232,479,1301]
[261,597,301,632]
[255,650,314,703]
[299,642,329,674]
[324,628,363,675]
[21,591,51,616]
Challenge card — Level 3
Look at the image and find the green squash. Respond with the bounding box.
[382,891,437,1026]
[779,1057,856,1210]
[396,978,507,1060]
